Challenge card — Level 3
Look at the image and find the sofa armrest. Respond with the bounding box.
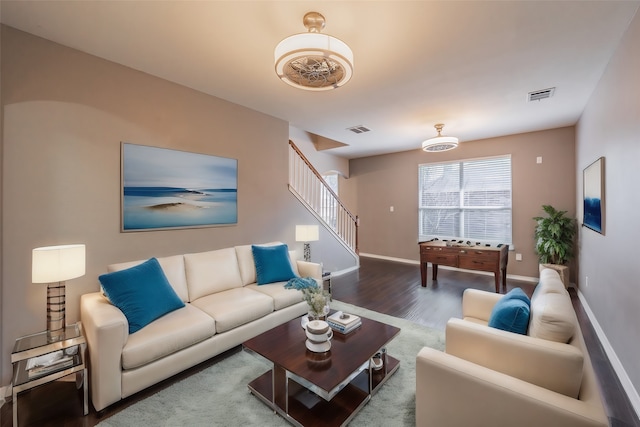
[80,292,129,411]
[446,318,584,398]
[296,260,322,280]
[461,288,502,321]
[416,347,608,427]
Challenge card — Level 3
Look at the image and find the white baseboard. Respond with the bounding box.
[577,289,640,420]
[359,252,420,265]
[359,252,538,283]
[328,265,359,278]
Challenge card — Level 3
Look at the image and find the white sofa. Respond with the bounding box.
[416,268,608,427]
[80,243,320,412]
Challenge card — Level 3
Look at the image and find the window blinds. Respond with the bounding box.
[419,156,512,244]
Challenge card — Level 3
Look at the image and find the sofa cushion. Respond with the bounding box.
[184,248,243,301]
[108,254,189,302]
[529,291,577,343]
[288,250,301,276]
[99,257,185,334]
[121,303,216,370]
[191,288,274,333]
[252,244,298,285]
[488,288,530,335]
[235,244,258,286]
[246,283,304,310]
[533,268,567,297]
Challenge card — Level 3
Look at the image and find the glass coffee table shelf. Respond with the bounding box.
[11,323,88,426]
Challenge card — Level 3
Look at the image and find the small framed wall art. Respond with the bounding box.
[121,143,238,231]
[583,157,605,235]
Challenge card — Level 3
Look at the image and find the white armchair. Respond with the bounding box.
[415,270,608,427]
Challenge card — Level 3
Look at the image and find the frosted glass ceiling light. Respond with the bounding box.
[275,12,353,91]
[422,124,459,152]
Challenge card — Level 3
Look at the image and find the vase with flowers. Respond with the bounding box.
[285,277,330,321]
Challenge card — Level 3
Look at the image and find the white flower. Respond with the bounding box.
[302,286,330,316]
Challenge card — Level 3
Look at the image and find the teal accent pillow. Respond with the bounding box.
[488,288,531,335]
[99,257,185,334]
[502,287,531,306]
[252,244,298,285]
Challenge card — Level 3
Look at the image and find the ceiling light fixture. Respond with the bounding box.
[275,12,353,91]
[422,124,459,152]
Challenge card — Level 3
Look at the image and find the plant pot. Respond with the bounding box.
[539,263,569,288]
[308,303,330,321]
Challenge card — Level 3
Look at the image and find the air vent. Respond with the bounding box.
[528,87,555,102]
[347,125,371,134]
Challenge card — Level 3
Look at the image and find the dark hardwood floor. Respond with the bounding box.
[2,257,638,426]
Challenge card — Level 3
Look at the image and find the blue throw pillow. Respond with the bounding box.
[252,244,298,285]
[502,287,531,306]
[99,257,185,334]
[488,288,531,335]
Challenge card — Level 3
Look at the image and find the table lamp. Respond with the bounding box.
[32,244,86,342]
[295,225,319,262]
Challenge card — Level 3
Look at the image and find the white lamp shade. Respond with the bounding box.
[296,225,320,242]
[32,244,86,283]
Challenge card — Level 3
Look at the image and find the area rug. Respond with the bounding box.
[97,300,445,426]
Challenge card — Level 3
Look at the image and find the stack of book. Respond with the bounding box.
[328,311,362,334]
[26,350,74,378]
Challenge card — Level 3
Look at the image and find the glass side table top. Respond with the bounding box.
[12,323,85,362]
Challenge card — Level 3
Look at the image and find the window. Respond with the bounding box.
[418,155,512,245]
[322,173,338,194]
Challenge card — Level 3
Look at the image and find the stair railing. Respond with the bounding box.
[288,140,358,255]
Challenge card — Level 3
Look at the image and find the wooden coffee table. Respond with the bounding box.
[243,314,401,427]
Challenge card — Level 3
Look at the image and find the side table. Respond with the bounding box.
[11,323,88,426]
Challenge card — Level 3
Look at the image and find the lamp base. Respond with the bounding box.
[47,281,66,343]
[303,243,311,262]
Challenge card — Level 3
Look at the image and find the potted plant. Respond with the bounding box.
[533,205,576,286]
[285,277,330,320]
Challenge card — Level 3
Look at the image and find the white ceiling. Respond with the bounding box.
[1,1,638,158]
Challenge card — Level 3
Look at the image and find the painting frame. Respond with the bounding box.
[121,142,238,232]
[583,157,605,235]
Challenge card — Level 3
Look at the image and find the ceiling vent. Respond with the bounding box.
[347,125,371,134]
[528,87,555,102]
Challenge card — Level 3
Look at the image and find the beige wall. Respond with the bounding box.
[0,26,355,385]
[576,10,640,405]
[289,126,350,178]
[346,126,576,278]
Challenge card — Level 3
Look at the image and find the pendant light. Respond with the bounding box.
[422,124,459,152]
[275,12,354,91]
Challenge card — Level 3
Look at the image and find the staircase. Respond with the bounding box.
[288,140,359,257]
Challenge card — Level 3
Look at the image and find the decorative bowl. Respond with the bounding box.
[305,339,331,353]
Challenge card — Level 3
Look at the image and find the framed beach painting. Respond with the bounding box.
[583,157,605,235]
[121,143,238,231]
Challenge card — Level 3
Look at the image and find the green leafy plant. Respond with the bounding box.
[533,205,576,265]
[285,277,330,318]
